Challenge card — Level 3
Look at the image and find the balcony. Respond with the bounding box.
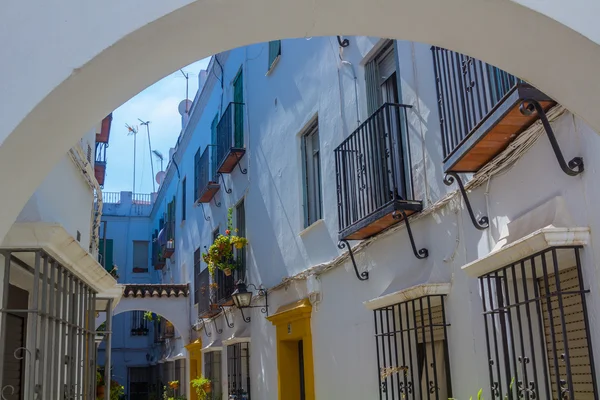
[161,200,176,258]
[96,113,113,143]
[216,102,245,174]
[195,146,220,203]
[432,47,556,173]
[198,266,244,318]
[152,235,166,270]
[95,142,107,186]
[335,103,422,241]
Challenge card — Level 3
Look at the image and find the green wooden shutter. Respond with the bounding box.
[268,40,281,70]
[365,59,382,116]
[233,71,244,148]
[211,114,219,178]
[98,239,113,270]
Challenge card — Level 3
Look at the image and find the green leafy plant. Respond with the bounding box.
[144,311,161,322]
[202,208,248,276]
[191,376,212,400]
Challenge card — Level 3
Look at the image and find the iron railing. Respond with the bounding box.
[214,269,236,304]
[196,268,211,316]
[374,295,452,400]
[478,247,597,400]
[0,249,98,399]
[334,103,410,234]
[197,146,217,199]
[227,342,251,399]
[216,102,245,170]
[95,142,107,164]
[431,47,522,160]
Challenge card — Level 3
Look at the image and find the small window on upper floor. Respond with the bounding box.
[268,40,282,73]
[301,118,323,228]
[132,240,149,273]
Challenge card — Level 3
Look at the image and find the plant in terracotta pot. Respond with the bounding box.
[202,208,248,277]
[191,376,212,400]
[96,371,105,398]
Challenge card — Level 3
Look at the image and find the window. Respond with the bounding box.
[194,147,202,201]
[478,247,597,400]
[365,40,398,115]
[204,351,221,400]
[374,295,452,399]
[194,248,201,304]
[182,177,187,221]
[131,311,149,336]
[133,240,149,273]
[268,40,281,71]
[227,342,251,399]
[98,238,113,270]
[301,119,323,227]
[235,199,246,281]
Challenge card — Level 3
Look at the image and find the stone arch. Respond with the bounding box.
[1,0,600,243]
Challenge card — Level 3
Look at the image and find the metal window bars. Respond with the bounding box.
[227,342,251,399]
[373,295,452,400]
[431,46,521,160]
[478,246,597,400]
[0,249,98,400]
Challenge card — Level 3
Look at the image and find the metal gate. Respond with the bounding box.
[0,249,98,400]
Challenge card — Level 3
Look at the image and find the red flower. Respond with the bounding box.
[225,229,231,235]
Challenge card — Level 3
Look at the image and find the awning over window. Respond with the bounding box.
[363,282,451,310]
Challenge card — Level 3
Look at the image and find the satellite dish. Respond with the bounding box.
[156,171,166,185]
[178,99,193,116]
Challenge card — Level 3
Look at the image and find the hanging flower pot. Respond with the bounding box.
[97,385,105,397]
[223,267,232,276]
[203,382,212,393]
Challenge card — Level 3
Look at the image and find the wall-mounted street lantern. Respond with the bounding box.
[231,281,269,323]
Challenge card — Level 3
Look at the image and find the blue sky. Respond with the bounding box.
[103,57,211,194]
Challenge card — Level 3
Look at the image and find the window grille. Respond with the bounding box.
[478,246,597,400]
[374,295,452,399]
[131,310,148,336]
[228,342,251,399]
[205,351,222,400]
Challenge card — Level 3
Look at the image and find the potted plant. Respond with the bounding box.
[191,376,212,400]
[109,380,124,400]
[96,371,105,398]
[202,208,248,277]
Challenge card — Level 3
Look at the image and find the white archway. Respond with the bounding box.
[96,296,191,343]
[2,0,600,244]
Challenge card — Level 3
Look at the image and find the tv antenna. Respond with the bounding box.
[139,119,156,192]
[152,150,164,172]
[125,123,139,193]
[180,69,190,112]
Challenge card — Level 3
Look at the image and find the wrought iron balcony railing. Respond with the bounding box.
[196,267,211,317]
[431,47,555,173]
[216,102,246,174]
[196,145,220,203]
[334,103,422,241]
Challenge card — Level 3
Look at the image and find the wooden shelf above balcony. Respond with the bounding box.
[217,148,246,174]
[339,200,423,241]
[197,183,220,203]
[444,84,555,173]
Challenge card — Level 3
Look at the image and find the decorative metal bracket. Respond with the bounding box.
[212,318,222,334]
[393,210,428,259]
[337,36,350,48]
[198,319,211,337]
[199,203,210,221]
[337,240,369,281]
[443,172,489,230]
[219,173,232,194]
[219,305,234,328]
[233,152,247,174]
[240,307,251,323]
[520,99,584,176]
[213,196,221,208]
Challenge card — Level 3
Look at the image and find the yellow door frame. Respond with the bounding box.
[185,338,203,398]
[267,298,315,400]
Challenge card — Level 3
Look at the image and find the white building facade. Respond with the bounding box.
[0,115,122,399]
[106,36,600,400]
